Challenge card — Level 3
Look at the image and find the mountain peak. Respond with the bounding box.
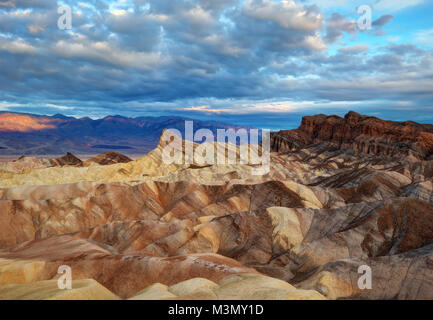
[344,111,364,119]
[51,114,74,120]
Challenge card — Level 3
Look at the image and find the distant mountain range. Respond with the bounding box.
[0,112,249,156]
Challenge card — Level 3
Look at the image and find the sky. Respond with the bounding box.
[0,0,432,130]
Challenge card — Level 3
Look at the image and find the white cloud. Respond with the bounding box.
[302,33,327,50]
[182,5,214,26]
[339,44,369,54]
[183,105,234,114]
[184,101,299,114]
[52,38,167,70]
[28,24,44,34]
[0,38,38,54]
[110,9,127,16]
[242,0,323,32]
[415,29,433,45]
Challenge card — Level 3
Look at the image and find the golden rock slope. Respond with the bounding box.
[1,125,433,300]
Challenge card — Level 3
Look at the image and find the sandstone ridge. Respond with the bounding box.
[1,112,433,300]
[271,111,433,160]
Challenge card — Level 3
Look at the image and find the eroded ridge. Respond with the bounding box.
[1,112,433,300]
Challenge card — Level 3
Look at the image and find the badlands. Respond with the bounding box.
[0,111,433,300]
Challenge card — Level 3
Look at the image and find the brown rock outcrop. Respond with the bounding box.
[50,152,83,167]
[84,152,132,166]
[271,111,433,159]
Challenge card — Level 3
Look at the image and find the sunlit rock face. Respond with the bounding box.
[271,111,433,160]
[0,113,56,132]
[1,112,433,300]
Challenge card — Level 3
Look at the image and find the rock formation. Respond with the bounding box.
[1,112,433,300]
[50,152,83,167]
[271,111,433,159]
[84,152,132,166]
[0,151,133,174]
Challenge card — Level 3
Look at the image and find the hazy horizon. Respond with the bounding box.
[3,108,433,133]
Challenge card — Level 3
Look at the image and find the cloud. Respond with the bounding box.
[10,0,56,9]
[182,105,234,114]
[52,39,166,70]
[372,14,394,27]
[339,44,369,54]
[0,38,38,54]
[242,0,323,31]
[324,13,357,43]
[183,101,298,114]
[0,1,15,8]
[415,29,433,45]
[0,0,431,129]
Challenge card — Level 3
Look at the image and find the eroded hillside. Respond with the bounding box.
[1,112,433,300]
